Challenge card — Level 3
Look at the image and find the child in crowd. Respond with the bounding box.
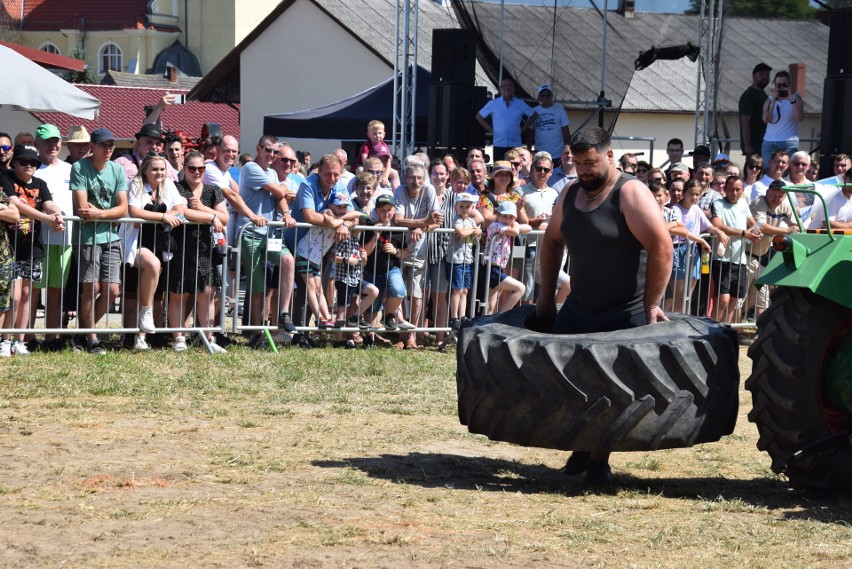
[332,215,379,348]
[1,145,64,355]
[0,185,21,357]
[649,179,684,238]
[363,195,408,335]
[483,201,529,314]
[446,192,480,332]
[356,120,385,171]
[295,191,351,329]
[671,178,727,313]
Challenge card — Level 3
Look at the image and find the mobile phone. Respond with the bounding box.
[173,94,186,105]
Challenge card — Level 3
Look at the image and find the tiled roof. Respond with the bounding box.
[4,0,162,31]
[0,40,85,71]
[32,85,240,143]
[458,4,828,114]
[102,71,201,90]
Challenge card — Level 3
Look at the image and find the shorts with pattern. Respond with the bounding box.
[0,261,13,311]
[14,258,43,281]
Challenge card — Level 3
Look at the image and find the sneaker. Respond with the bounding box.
[0,340,11,357]
[46,338,67,352]
[398,320,416,330]
[133,336,151,351]
[449,318,461,333]
[348,315,371,330]
[12,341,30,356]
[270,330,292,345]
[318,319,335,330]
[172,335,188,352]
[208,339,227,354]
[87,340,106,355]
[138,307,156,334]
[383,314,398,331]
[277,311,297,333]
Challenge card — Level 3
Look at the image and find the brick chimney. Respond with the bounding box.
[789,63,806,97]
[619,0,635,18]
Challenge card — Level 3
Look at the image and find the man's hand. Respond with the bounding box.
[282,215,296,229]
[531,297,556,333]
[77,203,104,220]
[646,305,669,324]
[49,213,65,232]
[334,224,351,243]
[250,214,268,227]
[409,227,424,242]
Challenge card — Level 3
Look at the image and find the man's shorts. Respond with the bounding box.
[449,262,472,291]
[34,244,72,289]
[364,267,406,312]
[401,257,426,299]
[425,258,450,294]
[712,260,748,298]
[80,242,123,284]
[241,235,291,295]
[295,256,322,277]
[14,258,43,282]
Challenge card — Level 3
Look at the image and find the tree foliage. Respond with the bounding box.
[63,45,97,84]
[688,0,817,18]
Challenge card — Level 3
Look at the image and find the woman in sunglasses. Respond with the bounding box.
[742,154,764,201]
[1,145,63,356]
[761,70,804,166]
[124,152,187,351]
[167,151,229,353]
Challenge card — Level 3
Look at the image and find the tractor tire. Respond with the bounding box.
[456,305,740,452]
[746,288,852,492]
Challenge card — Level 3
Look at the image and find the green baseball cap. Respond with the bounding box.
[36,123,61,140]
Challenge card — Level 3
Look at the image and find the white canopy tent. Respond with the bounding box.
[0,44,100,120]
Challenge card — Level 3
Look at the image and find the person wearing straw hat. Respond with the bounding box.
[64,126,92,165]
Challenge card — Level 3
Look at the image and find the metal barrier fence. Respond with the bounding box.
[7,214,769,353]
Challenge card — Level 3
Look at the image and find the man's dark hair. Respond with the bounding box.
[648,179,666,193]
[667,138,683,148]
[0,132,10,141]
[752,62,771,75]
[570,127,611,155]
[770,149,789,161]
[164,133,182,145]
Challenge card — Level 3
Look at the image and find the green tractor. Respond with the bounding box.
[746,185,852,492]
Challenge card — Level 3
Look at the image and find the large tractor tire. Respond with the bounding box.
[456,305,740,452]
[746,288,852,492]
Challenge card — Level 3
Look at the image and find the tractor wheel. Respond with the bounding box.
[746,288,852,492]
[456,305,740,452]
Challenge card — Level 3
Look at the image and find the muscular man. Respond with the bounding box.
[739,63,771,157]
[476,78,534,161]
[535,127,673,485]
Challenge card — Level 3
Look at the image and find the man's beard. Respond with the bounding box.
[577,172,608,193]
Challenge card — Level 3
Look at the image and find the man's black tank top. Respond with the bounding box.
[556,174,646,331]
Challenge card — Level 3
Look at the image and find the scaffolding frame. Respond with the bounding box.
[392,0,419,160]
[694,0,724,153]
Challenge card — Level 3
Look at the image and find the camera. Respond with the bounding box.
[777,87,788,98]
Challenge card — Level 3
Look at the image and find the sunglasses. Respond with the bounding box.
[186,165,206,173]
[792,161,808,167]
[649,177,664,182]
[636,168,648,173]
[366,169,384,176]
[146,151,166,158]
[509,162,522,168]
[96,142,116,149]
[16,159,40,167]
[533,166,552,173]
[263,147,280,155]
[280,158,298,165]
[747,164,761,170]
[0,145,10,152]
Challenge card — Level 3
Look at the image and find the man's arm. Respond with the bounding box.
[476,113,493,133]
[740,115,753,155]
[620,180,673,323]
[534,188,569,329]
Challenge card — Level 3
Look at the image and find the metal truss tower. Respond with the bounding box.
[392,0,419,159]
[694,0,724,152]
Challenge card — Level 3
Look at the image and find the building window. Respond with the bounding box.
[99,42,123,73]
[39,42,61,55]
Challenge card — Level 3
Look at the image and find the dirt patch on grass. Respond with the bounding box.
[1,347,851,567]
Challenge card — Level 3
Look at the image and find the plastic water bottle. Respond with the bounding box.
[716,239,726,257]
[701,252,710,275]
[213,231,227,257]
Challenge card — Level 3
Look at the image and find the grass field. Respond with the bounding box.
[1,343,850,568]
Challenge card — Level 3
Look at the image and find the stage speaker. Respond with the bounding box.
[818,76,852,177]
[827,8,852,77]
[428,84,488,149]
[431,29,477,85]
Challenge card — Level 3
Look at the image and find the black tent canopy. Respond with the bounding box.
[263,66,431,143]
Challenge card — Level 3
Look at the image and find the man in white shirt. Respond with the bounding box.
[749,149,788,202]
[525,85,570,160]
[810,169,852,230]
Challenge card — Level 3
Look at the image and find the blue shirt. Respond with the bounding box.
[236,162,279,238]
[284,173,351,250]
[478,96,534,147]
[549,166,577,194]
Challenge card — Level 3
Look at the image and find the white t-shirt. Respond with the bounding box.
[520,183,558,220]
[531,104,570,158]
[122,178,187,265]
[809,190,852,229]
[34,161,73,246]
[202,160,234,191]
